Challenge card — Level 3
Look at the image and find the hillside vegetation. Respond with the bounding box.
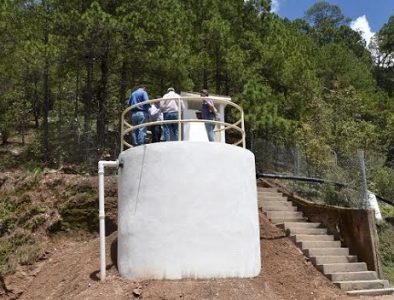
[0,1,393,169]
[0,0,393,292]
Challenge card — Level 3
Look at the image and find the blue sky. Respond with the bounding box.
[272,0,393,33]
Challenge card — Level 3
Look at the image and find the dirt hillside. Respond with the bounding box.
[3,212,393,300]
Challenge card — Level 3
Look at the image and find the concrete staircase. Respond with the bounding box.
[258,186,394,296]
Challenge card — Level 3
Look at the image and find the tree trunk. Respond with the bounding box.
[33,80,40,128]
[2,130,9,145]
[97,45,109,148]
[42,1,50,163]
[43,54,50,163]
[215,48,221,94]
[224,72,229,95]
[118,60,127,110]
[117,59,128,155]
[75,66,80,119]
[83,51,93,140]
[203,67,208,89]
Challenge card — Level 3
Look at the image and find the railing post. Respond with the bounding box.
[120,112,124,152]
[178,97,182,141]
[120,97,245,149]
[219,104,225,143]
[241,110,246,148]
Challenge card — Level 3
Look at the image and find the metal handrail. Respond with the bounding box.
[121,97,245,151]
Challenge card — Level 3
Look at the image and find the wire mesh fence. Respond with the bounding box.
[252,137,384,209]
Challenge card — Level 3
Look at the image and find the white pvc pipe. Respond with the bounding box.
[98,160,119,282]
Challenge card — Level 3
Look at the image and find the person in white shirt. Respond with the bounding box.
[160,87,184,141]
[148,102,163,142]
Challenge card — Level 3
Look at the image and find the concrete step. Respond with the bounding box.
[261,204,297,211]
[270,217,307,224]
[328,271,378,282]
[278,222,321,230]
[258,191,279,196]
[333,280,389,291]
[297,240,341,250]
[291,234,334,242]
[310,255,358,265]
[304,247,349,257]
[259,200,297,211]
[346,288,394,296]
[261,200,293,206]
[317,262,368,274]
[266,211,303,219]
[258,189,281,194]
[257,187,278,192]
[260,195,288,201]
[260,187,390,295]
[288,228,328,235]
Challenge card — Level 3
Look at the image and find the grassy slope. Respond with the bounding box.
[378,203,394,283]
[0,170,112,284]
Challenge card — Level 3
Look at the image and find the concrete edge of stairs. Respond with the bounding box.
[258,186,394,296]
[346,287,394,296]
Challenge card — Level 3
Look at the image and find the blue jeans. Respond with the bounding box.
[130,111,148,146]
[204,119,215,142]
[163,111,179,141]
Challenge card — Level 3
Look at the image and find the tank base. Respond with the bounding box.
[117,142,260,279]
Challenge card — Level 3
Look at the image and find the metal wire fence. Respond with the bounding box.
[252,138,385,209]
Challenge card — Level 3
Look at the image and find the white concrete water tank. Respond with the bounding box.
[117,141,260,280]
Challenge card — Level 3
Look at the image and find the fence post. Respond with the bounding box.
[357,150,369,209]
[293,148,300,175]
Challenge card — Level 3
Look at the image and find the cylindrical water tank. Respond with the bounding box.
[117,142,260,280]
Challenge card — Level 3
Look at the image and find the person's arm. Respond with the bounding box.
[207,100,218,115]
[159,100,165,111]
[180,99,185,111]
[142,90,150,110]
[143,90,149,101]
[128,94,133,106]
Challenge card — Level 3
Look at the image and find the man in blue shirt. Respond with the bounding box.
[128,85,150,146]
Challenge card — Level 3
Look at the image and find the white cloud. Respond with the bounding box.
[271,0,280,13]
[350,15,375,46]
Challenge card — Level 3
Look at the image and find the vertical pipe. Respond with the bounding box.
[98,162,106,281]
[98,160,119,282]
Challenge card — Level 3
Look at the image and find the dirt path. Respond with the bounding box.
[3,214,393,300]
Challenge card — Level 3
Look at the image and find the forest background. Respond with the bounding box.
[0,0,394,284]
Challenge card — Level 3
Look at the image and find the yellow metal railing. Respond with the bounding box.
[121,97,245,151]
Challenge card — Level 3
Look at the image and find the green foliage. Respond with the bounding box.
[0,0,393,285]
[0,229,44,276]
[0,171,102,279]
[377,221,394,283]
[377,16,394,56]
[375,16,394,99]
[236,78,295,135]
[317,44,375,90]
[371,167,394,202]
[0,1,391,198]
[55,188,98,232]
[304,1,350,28]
